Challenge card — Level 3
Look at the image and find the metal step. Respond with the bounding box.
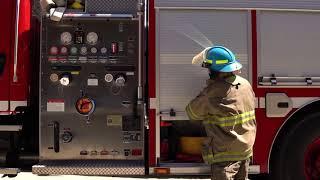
[150,163,261,175]
[32,160,145,176]
[0,168,20,175]
[0,125,22,132]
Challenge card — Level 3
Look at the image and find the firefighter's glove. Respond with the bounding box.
[192,47,212,65]
[40,0,66,13]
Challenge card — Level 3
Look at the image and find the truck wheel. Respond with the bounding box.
[7,174,17,178]
[270,113,320,180]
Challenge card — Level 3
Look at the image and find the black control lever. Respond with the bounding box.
[0,54,6,76]
[53,121,60,153]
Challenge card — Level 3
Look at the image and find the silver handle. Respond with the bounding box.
[137,10,143,101]
[144,103,149,129]
[62,13,133,18]
[259,76,320,86]
[13,0,21,82]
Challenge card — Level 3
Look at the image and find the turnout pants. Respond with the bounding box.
[211,159,250,180]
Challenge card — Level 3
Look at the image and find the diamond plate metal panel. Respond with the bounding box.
[86,0,139,14]
[32,160,145,175]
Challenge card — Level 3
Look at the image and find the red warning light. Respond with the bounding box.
[111,42,118,54]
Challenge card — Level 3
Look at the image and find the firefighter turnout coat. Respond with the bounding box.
[186,75,256,164]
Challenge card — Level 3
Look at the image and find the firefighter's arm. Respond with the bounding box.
[40,0,66,12]
[185,91,209,121]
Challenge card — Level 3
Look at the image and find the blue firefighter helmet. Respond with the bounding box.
[203,46,242,72]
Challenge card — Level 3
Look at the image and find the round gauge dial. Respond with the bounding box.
[60,32,72,45]
[70,47,78,54]
[60,47,68,54]
[86,32,98,45]
[50,46,58,55]
[105,74,113,83]
[75,97,95,115]
[80,47,88,55]
[50,73,59,82]
[91,47,97,54]
[101,47,107,54]
[59,73,72,86]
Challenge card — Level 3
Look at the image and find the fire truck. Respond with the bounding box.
[1,0,320,179]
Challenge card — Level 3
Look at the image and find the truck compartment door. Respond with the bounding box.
[258,11,320,80]
[156,9,250,120]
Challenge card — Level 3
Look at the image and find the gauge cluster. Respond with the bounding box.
[60,31,99,45]
[47,25,135,65]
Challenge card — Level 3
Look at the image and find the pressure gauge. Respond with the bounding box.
[91,47,97,54]
[60,75,70,86]
[60,47,68,54]
[80,47,87,55]
[60,32,72,45]
[86,32,98,45]
[115,75,126,86]
[70,47,78,54]
[50,46,58,55]
[101,47,107,54]
[50,73,59,82]
[105,74,113,83]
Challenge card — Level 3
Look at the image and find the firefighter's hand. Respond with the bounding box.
[53,0,66,6]
[192,47,212,65]
[192,51,204,65]
[40,0,55,12]
[40,0,66,13]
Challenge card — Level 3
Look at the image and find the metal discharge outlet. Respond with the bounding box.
[61,131,73,143]
[75,97,95,116]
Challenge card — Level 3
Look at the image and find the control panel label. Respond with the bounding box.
[126,72,135,76]
[47,99,65,112]
[87,79,98,86]
[107,115,122,126]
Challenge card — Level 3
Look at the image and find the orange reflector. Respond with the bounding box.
[154,168,170,175]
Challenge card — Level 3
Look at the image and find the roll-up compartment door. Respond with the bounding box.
[258,11,320,78]
[155,0,320,10]
[157,9,249,120]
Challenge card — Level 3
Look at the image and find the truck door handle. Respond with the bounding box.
[0,54,6,76]
[13,0,21,82]
[278,102,289,108]
[53,121,60,153]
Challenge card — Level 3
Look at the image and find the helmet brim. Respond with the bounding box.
[211,60,243,72]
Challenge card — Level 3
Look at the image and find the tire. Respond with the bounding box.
[270,112,320,180]
[7,174,17,178]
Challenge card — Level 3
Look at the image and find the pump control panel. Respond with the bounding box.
[39,17,144,161]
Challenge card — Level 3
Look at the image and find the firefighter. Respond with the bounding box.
[186,46,256,180]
